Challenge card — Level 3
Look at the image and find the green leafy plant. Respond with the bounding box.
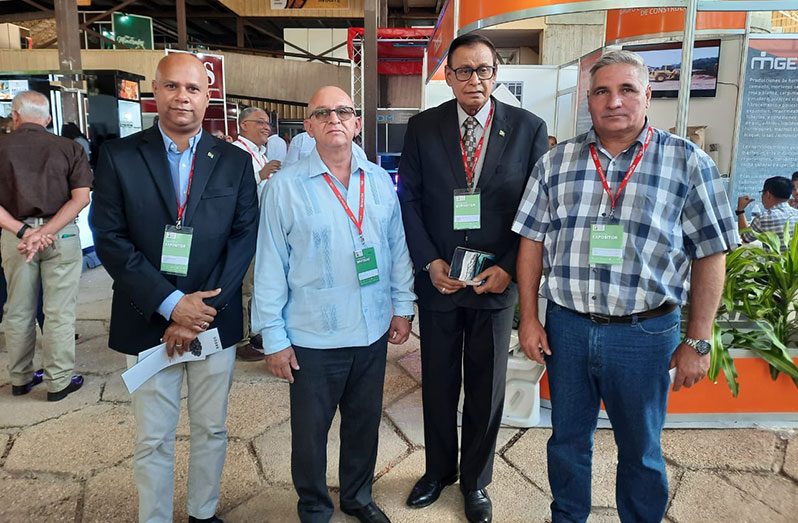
[710,222,798,397]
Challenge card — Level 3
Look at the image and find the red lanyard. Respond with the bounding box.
[175,151,197,227]
[459,103,495,189]
[322,169,366,243]
[588,126,653,215]
[236,138,266,170]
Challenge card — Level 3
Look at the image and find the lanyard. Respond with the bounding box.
[175,150,198,228]
[588,126,653,216]
[236,138,266,170]
[322,169,366,244]
[459,102,495,190]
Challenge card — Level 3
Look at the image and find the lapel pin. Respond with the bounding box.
[498,130,505,137]
[207,151,214,159]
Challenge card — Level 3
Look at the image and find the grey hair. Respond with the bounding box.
[11,90,50,121]
[238,106,266,125]
[589,50,649,89]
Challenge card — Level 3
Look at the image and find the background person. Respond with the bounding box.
[737,176,798,248]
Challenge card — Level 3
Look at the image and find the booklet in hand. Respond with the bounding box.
[448,246,496,285]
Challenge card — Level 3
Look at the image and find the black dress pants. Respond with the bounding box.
[290,332,388,523]
[418,306,513,491]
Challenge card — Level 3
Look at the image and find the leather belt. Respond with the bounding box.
[574,302,677,325]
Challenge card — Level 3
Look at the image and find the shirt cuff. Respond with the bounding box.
[392,301,416,317]
[157,290,184,321]
[261,329,292,355]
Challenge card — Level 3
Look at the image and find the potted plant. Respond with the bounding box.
[710,222,798,397]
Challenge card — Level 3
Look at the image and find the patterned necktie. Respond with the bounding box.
[463,116,478,170]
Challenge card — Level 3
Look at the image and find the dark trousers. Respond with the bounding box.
[418,305,512,491]
[290,332,388,523]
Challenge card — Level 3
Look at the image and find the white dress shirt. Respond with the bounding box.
[233,135,269,201]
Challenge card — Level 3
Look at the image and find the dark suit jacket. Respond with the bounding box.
[90,126,259,355]
[398,97,548,311]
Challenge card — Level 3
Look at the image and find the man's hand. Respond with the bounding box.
[259,160,281,181]
[518,317,551,365]
[737,195,753,212]
[388,316,411,345]
[162,322,198,358]
[16,227,55,262]
[265,346,300,383]
[473,265,511,295]
[670,343,710,391]
[171,289,220,332]
[428,259,467,295]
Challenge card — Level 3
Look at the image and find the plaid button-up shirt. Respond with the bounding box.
[742,201,798,245]
[512,123,739,316]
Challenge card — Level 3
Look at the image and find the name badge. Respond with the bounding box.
[161,225,193,276]
[589,222,624,265]
[354,246,379,286]
[453,189,481,230]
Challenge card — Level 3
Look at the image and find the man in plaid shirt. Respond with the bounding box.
[512,50,738,523]
[737,176,798,248]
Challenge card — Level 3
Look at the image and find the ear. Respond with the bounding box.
[645,85,652,106]
[151,79,158,94]
[444,66,454,87]
[303,119,312,137]
[353,116,362,136]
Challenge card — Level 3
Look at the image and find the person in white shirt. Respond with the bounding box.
[266,129,287,163]
[285,130,367,167]
[231,107,280,361]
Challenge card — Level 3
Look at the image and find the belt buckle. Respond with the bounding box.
[588,313,611,325]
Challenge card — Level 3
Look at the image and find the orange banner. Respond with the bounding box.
[459,0,595,31]
[427,0,456,80]
[606,8,747,44]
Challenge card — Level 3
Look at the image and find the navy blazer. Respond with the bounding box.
[90,126,259,355]
[398,98,548,311]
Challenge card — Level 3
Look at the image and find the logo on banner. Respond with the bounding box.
[751,51,797,71]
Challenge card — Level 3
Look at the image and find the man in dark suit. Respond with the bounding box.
[90,53,258,523]
[398,34,548,523]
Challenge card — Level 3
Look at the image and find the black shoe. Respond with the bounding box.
[341,502,390,523]
[188,516,223,523]
[47,375,84,402]
[463,489,492,523]
[406,474,458,508]
[11,369,44,396]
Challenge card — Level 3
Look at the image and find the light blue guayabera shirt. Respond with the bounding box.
[155,124,203,321]
[252,145,416,354]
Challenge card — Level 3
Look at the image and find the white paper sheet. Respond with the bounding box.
[122,328,224,394]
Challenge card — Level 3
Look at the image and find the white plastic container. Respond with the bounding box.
[502,330,546,428]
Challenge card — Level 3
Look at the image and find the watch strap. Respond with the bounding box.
[16,223,30,239]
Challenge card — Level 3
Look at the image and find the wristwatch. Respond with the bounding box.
[16,223,30,239]
[683,337,712,355]
[735,210,745,216]
[400,314,415,323]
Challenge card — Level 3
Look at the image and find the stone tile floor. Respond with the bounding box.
[0,268,796,522]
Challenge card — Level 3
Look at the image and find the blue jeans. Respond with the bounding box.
[545,302,680,523]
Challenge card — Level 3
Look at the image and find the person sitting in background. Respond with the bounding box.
[738,176,798,249]
[790,171,798,209]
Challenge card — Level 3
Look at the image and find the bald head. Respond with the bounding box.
[153,52,210,140]
[11,90,51,129]
[308,86,354,114]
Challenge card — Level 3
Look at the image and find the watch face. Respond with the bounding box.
[695,340,711,355]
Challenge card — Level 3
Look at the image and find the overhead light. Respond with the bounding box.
[120,14,129,22]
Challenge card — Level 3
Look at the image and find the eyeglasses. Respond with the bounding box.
[241,119,270,127]
[309,106,357,122]
[450,65,496,82]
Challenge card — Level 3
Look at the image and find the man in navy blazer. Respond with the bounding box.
[91,53,258,523]
[398,34,548,523]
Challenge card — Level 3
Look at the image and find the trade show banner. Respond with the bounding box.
[271,0,349,8]
[731,37,798,207]
[605,8,746,45]
[427,0,456,81]
[111,13,154,50]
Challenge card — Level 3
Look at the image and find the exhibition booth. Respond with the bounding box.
[425,1,798,426]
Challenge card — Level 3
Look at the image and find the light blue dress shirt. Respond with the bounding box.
[252,145,416,354]
[155,124,203,321]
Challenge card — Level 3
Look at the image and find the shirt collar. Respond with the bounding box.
[457,98,493,130]
[15,123,47,133]
[587,118,652,150]
[236,134,266,155]
[158,122,202,154]
[771,201,792,212]
[306,144,367,179]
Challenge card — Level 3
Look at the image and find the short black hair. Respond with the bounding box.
[446,33,498,68]
[763,176,792,200]
[792,171,798,182]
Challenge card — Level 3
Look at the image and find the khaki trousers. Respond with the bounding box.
[1,222,82,392]
[240,258,255,342]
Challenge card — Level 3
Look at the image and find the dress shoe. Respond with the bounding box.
[406,474,458,508]
[188,516,223,523]
[341,502,390,523]
[11,369,44,396]
[250,334,264,351]
[47,375,84,402]
[463,488,492,523]
[236,341,264,361]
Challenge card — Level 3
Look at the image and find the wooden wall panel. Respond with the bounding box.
[220,0,364,19]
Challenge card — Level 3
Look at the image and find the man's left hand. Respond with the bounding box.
[473,265,511,295]
[16,228,55,262]
[669,342,710,391]
[162,322,198,358]
[388,316,411,345]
